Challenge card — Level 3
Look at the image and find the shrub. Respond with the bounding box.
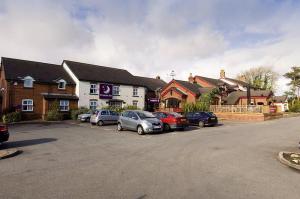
[289,100,300,112]
[2,112,22,124]
[70,107,90,120]
[46,100,63,121]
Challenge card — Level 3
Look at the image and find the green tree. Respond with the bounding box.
[237,66,279,90]
[283,66,300,99]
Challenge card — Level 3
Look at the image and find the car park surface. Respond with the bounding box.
[1,117,300,199]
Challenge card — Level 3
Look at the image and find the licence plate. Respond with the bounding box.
[154,125,161,129]
[181,119,186,122]
[211,118,216,120]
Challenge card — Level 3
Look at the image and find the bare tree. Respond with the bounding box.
[237,66,279,90]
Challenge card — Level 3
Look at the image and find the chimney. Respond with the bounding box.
[156,75,160,80]
[220,69,225,79]
[239,75,246,82]
[188,73,194,83]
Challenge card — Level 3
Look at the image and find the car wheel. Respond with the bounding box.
[163,124,171,132]
[198,121,205,128]
[117,123,123,131]
[97,120,104,126]
[137,126,144,135]
[86,117,90,122]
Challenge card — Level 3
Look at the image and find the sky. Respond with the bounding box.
[0,0,299,94]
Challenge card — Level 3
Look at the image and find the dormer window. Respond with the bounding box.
[23,76,34,88]
[58,79,66,90]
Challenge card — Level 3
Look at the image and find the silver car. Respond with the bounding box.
[90,110,119,126]
[77,110,94,122]
[117,110,163,135]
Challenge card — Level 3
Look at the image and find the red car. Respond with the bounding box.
[0,125,9,144]
[153,112,188,131]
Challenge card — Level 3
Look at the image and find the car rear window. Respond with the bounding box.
[170,112,182,117]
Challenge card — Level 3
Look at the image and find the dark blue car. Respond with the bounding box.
[186,112,218,127]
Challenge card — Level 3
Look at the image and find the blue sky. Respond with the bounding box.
[0,0,300,94]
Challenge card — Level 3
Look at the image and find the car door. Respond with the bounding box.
[111,111,119,123]
[127,112,139,130]
[100,110,109,123]
[186,113,194,124]
[121,111,130,128]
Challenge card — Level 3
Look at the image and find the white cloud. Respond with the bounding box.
[0,0,299,95]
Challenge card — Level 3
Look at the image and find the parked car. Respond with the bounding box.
[0,125,9,144]
[90,110,119,126]
[153,111,188,131]
[117,110,163,135]
[186,112,218,127]
[77,110,95,122]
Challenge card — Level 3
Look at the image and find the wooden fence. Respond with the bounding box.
[210,105,270,114]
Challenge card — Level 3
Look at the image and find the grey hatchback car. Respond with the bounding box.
[90,110,119,126]
[117,110,163,135]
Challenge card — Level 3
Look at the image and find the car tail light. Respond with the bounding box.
[0,125,8,133]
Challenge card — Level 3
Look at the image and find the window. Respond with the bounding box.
[132,100,138,107]
[22,99,33,112]
[109,101,123,108]
[59,100,69,111]
[90,83,98,95]
[23,76,33,88]
[89,100,97,110]
[101,110,109,115]
[133,87,138,96]
[113,86,120,95]
[58,80,66,89]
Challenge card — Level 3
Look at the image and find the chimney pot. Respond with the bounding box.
[220,69,225,79]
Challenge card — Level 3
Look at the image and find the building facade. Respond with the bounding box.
[63,60,147,110]
[0,57,78,120]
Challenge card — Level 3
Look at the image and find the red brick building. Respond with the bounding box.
[0,57,78,120]
[159,79,202,112]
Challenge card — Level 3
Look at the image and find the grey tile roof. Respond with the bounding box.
[134,76,166,91]
[1,57,75,84]
[64,60,143,86]
[225,90,273,105]
[175,80,202,95]
[273,96,288,103]
[195,76,223,87]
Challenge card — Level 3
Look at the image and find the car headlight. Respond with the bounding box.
[142,121,152,128]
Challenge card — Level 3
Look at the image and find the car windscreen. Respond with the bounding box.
[136,112,156,119]
[206,112,216,117]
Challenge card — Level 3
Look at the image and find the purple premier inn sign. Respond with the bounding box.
[99,83,113,99]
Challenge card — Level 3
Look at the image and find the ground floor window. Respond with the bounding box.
[132,100,138,107]
[22,99,33,111]
[165,98,180,108]
[109,101,123,108]
[89,100,98,110]
[60,100,69,111]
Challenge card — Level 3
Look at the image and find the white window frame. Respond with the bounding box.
[113,85,120,96]
[89,100,98,110]
[58,79,66,90]
[23,76,34,88]
[22,99,33,112]
[59,100,69,111]
[132,100,138,107]
[90,83,98,95]
[133,87,138,97]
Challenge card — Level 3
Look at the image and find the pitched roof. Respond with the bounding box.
[175,80,202,95]
[63,60,143,86]
[273,96,288,103]
[195,76,223,87]
[134,76,166,91]
[225,90,273,105]
[1,57,75,84]
[225,77,249,87]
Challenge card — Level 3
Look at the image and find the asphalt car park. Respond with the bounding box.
[1,117,300,199]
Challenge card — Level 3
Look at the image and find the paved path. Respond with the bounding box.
[0,118,300,199]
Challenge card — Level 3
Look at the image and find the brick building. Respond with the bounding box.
[0,57,78,120]
[159,79,202,112]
